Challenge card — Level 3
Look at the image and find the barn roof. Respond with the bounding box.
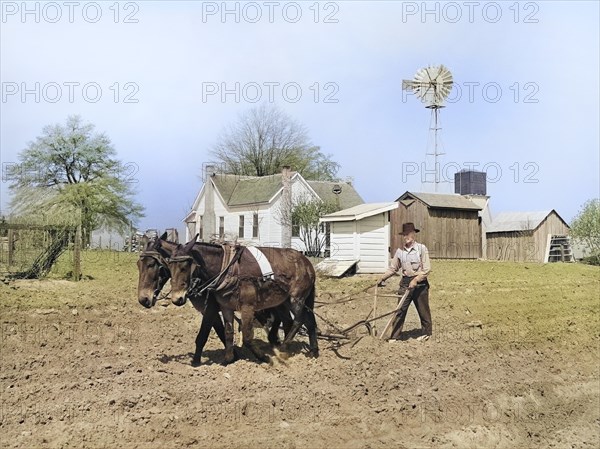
[486,210,568,233]
[320,202,398,222]
[398,191,482,210]
[211,173,363,208]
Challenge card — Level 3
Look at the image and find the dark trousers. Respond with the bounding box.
[390,276,432,339]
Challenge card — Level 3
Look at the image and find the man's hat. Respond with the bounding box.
[400,222,420,235]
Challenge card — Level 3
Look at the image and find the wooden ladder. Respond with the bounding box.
[544,234,574,263]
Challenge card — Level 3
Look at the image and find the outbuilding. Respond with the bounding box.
[390,191,483,259]
[319,202,399,274]
[485,210,571,262]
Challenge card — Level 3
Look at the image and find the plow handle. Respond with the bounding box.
[379,288,413,340]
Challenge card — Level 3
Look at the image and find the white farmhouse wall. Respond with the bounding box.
[220,205,272,244]
[266,195,283,247]
[187,174,329,252]
[291,178,315,202]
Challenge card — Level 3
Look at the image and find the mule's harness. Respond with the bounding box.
[178,244,246,298]
[139,249,171,299]
[140,250,169,268]
[179,244,291,300]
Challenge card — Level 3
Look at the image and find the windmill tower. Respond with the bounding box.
[402,65,453,192]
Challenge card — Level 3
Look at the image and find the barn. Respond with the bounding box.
[390,191,483,259]
[319,202,399,274]
[485,210,572,262]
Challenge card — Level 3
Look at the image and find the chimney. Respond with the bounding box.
[454,169,487,196]
[281,165,292,248]
[203,164,217,241]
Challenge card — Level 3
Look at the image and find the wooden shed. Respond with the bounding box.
[486,210,571,262]
[390,191,483,259]
[320,202,399,273]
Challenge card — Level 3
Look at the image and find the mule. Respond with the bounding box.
[168,238,319,364]
[137,235,229,366]
[137,234,291,365]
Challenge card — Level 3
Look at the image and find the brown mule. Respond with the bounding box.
[137,234,292,365]
[169,238,319,364]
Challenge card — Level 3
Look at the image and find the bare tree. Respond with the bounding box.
[211,104,339,180]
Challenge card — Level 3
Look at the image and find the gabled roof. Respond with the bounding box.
[212,173,284,206]
[397,191,482,210]
[486,210,569,233]
[306,180,364,210]
[321,202,398,222]
[204,173,363,209]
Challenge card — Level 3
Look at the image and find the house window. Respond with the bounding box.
[219,216,224,238]
[239,215,245,238]
[252,213,259,238]
[292,218,300,237]
[198,215,203,241]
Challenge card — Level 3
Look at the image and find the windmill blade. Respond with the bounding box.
[403,80,433,100]
[425,67,437,82]
[408,64,454,107]
[403,80,435,105]
[415,67,430,81]
[404,81,432,89]
[418,84,435,104]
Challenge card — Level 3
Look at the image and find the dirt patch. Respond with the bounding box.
[0,254,598,448]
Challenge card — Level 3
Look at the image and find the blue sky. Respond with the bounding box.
[1,1,599,236]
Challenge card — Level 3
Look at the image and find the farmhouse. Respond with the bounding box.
[485,210,571,262]
[390,191,484,259]
[183,166,363,252]
[319,202,399,274]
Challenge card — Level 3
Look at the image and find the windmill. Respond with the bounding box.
[402,65,453,192]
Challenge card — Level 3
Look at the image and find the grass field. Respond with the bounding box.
[321,258,599,349]
[6,251,599,350]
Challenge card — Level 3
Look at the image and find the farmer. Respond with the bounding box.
[377,222,432,341]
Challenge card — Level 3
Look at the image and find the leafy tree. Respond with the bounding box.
[211,104,340,180]
[570,198,600,264]
[291,197,339,257]
[8,115,144,246]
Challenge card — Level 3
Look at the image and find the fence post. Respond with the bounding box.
[73,225,81,281]
[7,228,14,266]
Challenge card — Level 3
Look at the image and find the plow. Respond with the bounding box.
[304,285,413,345]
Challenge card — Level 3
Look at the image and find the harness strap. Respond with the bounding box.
[189,245,244,298]
[140,250,169,269]
[220,243,237,272]
[140,250,171,299]
[245,246,275,280]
